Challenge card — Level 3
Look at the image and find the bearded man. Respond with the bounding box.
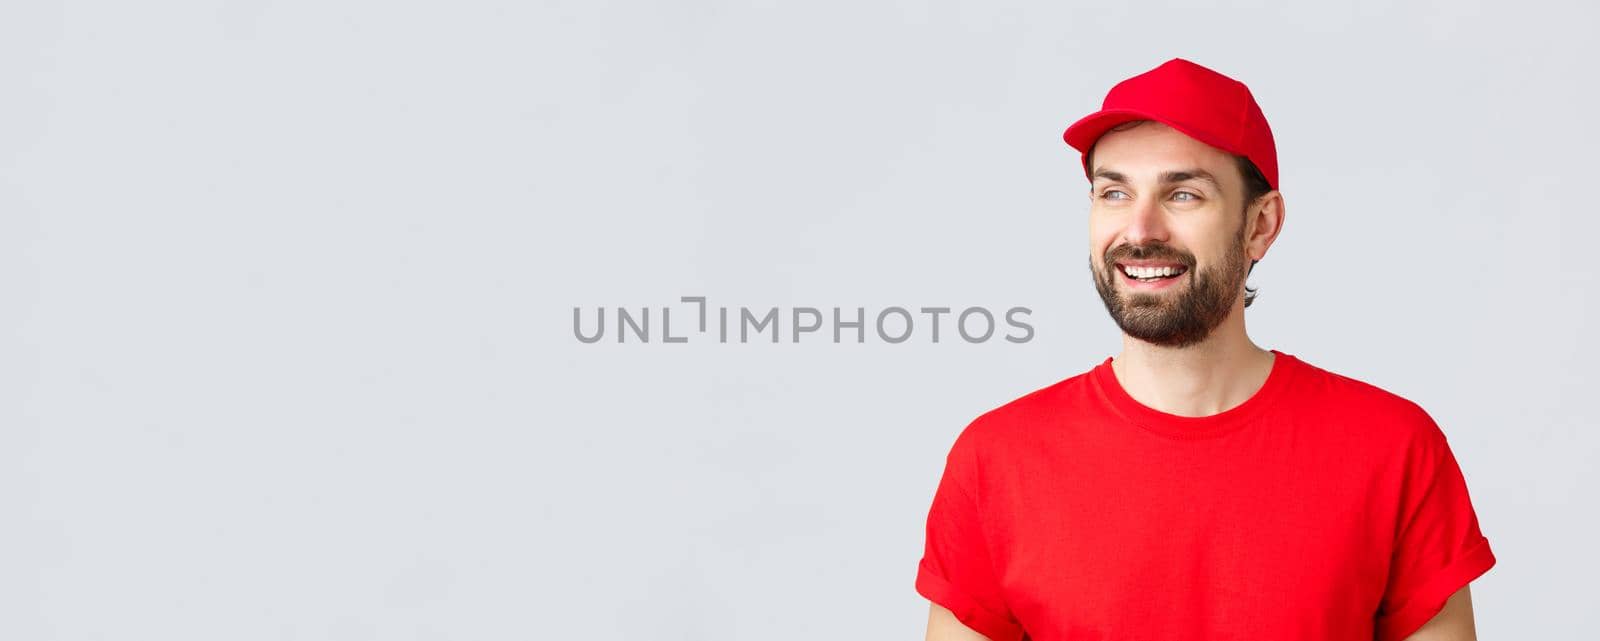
[916,58,1495,641]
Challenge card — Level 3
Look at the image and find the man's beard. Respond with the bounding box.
[1090,221,1250,348]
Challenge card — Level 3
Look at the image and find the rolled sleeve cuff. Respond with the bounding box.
[916,558,1026,641]
[1375,536,1497,641]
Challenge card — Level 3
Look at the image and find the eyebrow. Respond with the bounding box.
[1092,168,1221,188]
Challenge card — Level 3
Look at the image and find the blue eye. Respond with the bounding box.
[1172,191,1201,202]
[1100,189,1129,200]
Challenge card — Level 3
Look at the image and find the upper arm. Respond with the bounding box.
[916,425,1028,641]
[927,601,999,641]
[1374,411,1496,641]
[1401,584,1478,641]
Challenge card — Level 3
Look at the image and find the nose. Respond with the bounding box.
[1121,195,1171,246]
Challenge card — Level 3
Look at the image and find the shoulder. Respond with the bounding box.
[1288,353,1446,446]
[947,367,1098,456]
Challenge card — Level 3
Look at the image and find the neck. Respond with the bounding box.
[1110,306,1275,418]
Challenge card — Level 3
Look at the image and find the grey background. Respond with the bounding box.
[3,1,1595,639]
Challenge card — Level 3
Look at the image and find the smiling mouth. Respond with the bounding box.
[1116,263,1189,283]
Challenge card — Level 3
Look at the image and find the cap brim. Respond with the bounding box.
[1062,108,1162,153]
[1062,108,1245,179]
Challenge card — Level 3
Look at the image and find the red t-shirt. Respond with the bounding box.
[916,349,1495,641]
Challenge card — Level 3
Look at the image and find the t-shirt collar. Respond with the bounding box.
[1090,349,1300,440]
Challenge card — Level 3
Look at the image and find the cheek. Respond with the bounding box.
[1087,223,1115,259]
[1090,237,1121,270]
[1088,239,1112,269]
[1087,208,1128,245]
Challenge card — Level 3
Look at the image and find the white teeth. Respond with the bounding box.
[1123,264,1184,278]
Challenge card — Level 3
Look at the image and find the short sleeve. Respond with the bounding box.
[915,428,1026,641]
[1374,413,1497,641]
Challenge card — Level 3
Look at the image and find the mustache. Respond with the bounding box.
[1105,244,1193,267]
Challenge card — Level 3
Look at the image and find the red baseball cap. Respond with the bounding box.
[1062,58,1278,191]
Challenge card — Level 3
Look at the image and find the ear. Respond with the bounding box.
[1245,191,1285,262]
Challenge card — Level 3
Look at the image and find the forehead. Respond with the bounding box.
[1088,122,1236,184]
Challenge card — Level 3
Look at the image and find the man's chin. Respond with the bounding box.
[1121,292,1173,308]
